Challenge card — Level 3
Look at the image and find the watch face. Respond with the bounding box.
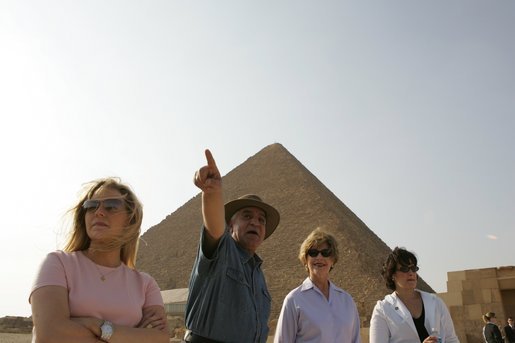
[102,323,113,334]
[101,321,113,341]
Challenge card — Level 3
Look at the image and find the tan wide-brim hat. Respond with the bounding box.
[224,194,280,240]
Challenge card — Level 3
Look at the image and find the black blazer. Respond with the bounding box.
[484,323,503,343]
[504,324,515,343]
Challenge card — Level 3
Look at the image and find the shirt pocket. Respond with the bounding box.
[220,267,251,312]
[226,267,249,287]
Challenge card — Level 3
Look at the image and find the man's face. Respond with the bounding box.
[509,318,514,326]
[229,206,266,254]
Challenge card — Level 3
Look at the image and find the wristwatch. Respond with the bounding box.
[100,320,114,342]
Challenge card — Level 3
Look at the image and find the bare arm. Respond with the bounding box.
[194,149,226,256]
[30,286,102,343]
[73,305,169,343]
[31,286,169,343]
[137,305,169,332]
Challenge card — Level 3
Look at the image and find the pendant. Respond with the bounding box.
[100,275,106,281]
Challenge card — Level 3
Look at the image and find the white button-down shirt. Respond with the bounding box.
[274,277,361,343]
[369,290,460,343]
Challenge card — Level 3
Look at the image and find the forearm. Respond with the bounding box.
[32,319,100,343]
[72,317,169,343]
[202,190,225,237]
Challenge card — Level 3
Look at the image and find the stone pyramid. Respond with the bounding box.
[136,143,433,327]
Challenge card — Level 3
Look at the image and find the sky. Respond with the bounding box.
[1,1,514,318]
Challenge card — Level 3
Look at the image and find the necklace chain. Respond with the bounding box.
[93,263,118,281]
[83,250,121,281]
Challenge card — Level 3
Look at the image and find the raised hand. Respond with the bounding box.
[194,149,222,193]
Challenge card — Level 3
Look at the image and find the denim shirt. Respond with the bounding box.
[185,227,272,343]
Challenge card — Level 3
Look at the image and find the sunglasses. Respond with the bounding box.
[397,265,419,273]
[307,248,332,258]
[82,198,126,213]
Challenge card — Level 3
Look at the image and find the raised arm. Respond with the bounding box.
[193,149,226,256]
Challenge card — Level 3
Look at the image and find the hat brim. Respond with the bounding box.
[224,198,280,240]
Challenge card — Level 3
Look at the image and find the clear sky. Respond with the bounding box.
[1,1,514,318]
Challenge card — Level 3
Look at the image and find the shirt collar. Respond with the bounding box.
[299,277,344,293]
[235,242,262,265]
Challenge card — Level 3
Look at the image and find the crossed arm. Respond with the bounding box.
[30,286,169,343]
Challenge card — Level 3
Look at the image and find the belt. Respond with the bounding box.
[184,329,223,343]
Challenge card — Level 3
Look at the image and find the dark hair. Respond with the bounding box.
[382,247,418,290]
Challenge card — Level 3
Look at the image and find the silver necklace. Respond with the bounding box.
[93,263,118,281]
[84,250,120,281]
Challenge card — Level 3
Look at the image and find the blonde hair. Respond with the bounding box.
[63,178,143,268]
[298,227,339,268]
[483,312,496,323]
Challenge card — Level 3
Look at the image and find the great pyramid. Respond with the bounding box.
[136,143,433,328]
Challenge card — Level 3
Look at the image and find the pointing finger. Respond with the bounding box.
[205,149,219,173]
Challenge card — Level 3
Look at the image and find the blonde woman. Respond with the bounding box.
[274,228,361,342]
[30,178,169,343]
[483,312,503,343]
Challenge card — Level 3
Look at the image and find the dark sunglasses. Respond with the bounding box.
[397,265,419,273]
[82,198,126,213]
[307,248,332,258]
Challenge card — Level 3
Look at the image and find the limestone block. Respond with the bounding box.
[450,305,465,320]
[462,290,475,305]
[473,289,484,303]
[465,304,482,319]
[491,289,502,302]
[481,289,492,303]
[465,269,482,280]
[440,292,463,306]
[480,268,497,279]
[447,280,463,292]
[498,278,515,290]
[361,328,369,343]
[480,278,499,289]
[497,266,515,277]
[462,280,474,290]
[448,270,467,281]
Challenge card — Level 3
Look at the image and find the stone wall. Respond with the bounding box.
[439,266,515,343]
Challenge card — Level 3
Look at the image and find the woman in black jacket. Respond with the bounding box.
[483,312,503,343]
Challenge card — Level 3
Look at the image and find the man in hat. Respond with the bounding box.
[184,149,280,343]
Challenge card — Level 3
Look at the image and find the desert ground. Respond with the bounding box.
[0,333,31,343]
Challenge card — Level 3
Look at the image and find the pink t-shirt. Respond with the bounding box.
[30,250,164,327]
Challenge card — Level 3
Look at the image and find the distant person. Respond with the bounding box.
[184,149,280,343]
[370,247,459,343]
[274,228,361,343]
[504,317,515,343]
[483,312,503,343]
[30,178,169,342]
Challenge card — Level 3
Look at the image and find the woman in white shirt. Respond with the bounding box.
[274,228,361,343]
[370,247,459,343]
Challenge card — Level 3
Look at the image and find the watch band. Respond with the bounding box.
[100,320,113,342]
